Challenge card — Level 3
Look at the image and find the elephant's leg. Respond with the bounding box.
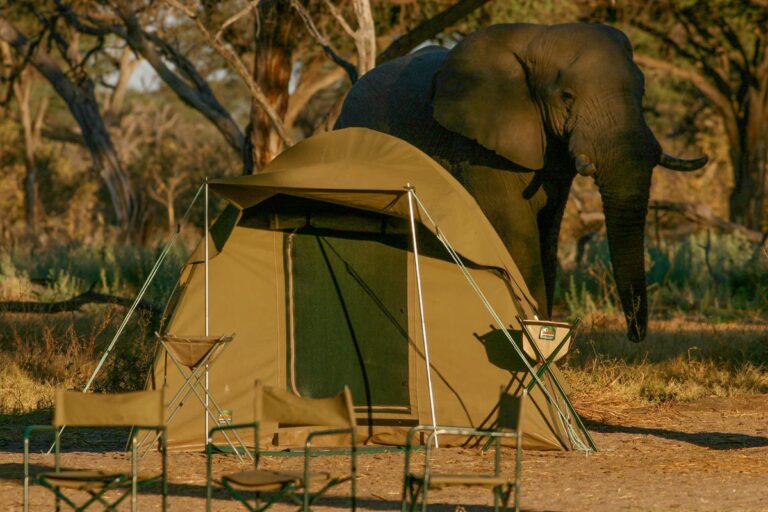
[459,165,549,316]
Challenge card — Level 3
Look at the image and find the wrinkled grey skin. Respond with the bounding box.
[335,23,705,342]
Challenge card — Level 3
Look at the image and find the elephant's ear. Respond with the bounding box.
[432,42,546,170]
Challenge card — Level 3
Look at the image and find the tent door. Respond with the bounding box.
[286,230,412,419]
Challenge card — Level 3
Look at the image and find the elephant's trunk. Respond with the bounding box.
[602,196,649,342]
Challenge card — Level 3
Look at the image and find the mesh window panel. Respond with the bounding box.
[289,231,410,409]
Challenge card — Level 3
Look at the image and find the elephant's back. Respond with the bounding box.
[335,46,448,135]
[335,47,522,174]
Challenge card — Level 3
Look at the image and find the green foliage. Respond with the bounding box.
[4,243,189,305]
[0,242,186,413]
[557,232,768,321]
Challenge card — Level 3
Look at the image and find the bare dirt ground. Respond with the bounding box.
[1,394,767,511]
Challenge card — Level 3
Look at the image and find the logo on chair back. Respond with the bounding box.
[218,409,233,425]
[539,326,556,341]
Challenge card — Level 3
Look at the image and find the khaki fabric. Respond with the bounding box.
[258,383,355,428]
[151,128,580,452]
[209,128,538,318]
[40,471,159,491]
[520,320,572,363]
[222,470,334,491]
[161,334,233,368]
[53,390,164,428]
[157,228,284,450]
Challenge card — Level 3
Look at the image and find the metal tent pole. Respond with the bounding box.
[204,179,210,441]
[406,184,439,447]
[48,182,205,454]
[409,190,593,452]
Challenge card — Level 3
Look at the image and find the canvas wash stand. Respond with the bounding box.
[484,318,597,452]
[138,334,252,459]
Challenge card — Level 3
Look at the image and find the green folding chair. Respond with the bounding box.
[402,389,527,512]
[206,381,357,511]
[23,389,167,512]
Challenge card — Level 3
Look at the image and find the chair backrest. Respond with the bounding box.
[53,389,165,429]
[255,381,355,428]
[496,389,527,432]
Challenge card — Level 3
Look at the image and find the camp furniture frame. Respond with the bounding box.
[517,317,597,451]
[402,390,526,512]
[206,382,357,512]
[23,389,167,512]
[144,333,252,460]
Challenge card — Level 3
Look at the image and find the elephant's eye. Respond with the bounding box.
[561,89,575,104]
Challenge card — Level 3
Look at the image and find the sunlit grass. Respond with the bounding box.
[564,315,768,417]
[0,308,156,415]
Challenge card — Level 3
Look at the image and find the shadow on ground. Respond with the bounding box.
[0,463,560,511]
[589,422,768,449]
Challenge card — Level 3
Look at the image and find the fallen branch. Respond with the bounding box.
[649,200,766,245]
[0,291,160,315]
[572,199,766,245]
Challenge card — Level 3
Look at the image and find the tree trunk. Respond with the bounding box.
[0,17,136,229]
[729,94,767,231]
[248,0,296,173]
[15,73,48,237]
[166,189,176,233]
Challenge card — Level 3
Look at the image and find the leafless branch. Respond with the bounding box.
[290,0,358,83]
[214,0,260,42]
[634,53,738,143]
[163,0,293,147]
[322,0,355,38]
[378,0,490,64]
[109,0,245,153]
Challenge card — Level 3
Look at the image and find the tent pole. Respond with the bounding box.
[48,182,206,454]
[406,184,438,448]
[204,178,210,442]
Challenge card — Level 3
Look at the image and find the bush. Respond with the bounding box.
[557,232,768,321]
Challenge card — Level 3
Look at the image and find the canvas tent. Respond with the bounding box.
[150,127,583,452]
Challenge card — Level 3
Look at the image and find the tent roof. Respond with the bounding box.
[209,127,539,316]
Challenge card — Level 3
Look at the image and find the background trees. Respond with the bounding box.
[0,0,766,246]
[584,0,768,231]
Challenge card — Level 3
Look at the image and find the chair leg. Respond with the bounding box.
[407,481,421,512]
[513,483,519,512]
[499,483,513,512]
[493,485,500,512]
[401,476,410,512]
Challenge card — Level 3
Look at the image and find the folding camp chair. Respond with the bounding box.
[146,333,252,459]
[206,381,357,512]
[516,317,596,451]
[402,389,527,512]
[23,389,167,512]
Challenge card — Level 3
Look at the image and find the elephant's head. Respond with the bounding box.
[432,23,706,342]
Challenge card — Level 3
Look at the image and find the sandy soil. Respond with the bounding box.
[1,394,767,511]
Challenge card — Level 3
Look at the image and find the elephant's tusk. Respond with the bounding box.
[575,154,596,176]
[658,152,708,172]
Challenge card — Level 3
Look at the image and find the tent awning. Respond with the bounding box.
[209,127,539,317]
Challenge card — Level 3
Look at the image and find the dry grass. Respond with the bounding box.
[564,313,768,419]
[0,307,765,419]
[0,306,156,415]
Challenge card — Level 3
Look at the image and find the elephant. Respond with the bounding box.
[334,23,707,342]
